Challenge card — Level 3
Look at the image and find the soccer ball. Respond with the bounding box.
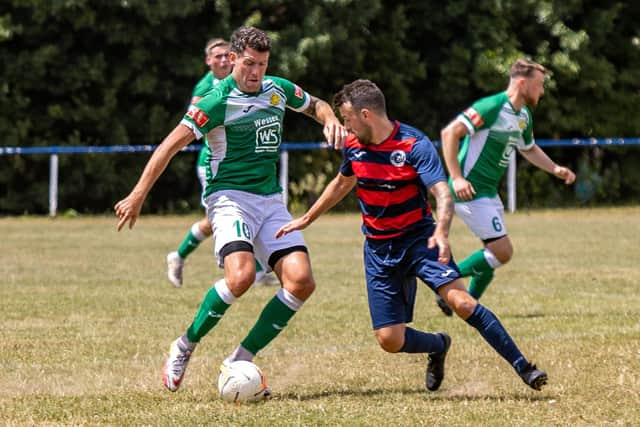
[217,360,268,403]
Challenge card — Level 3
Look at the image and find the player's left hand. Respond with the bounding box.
[553,165,576,185]
[428,232,451,265]
[323,118,348,150]
[114,192,144,231]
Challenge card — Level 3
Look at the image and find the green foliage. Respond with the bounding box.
[0,0,639,213]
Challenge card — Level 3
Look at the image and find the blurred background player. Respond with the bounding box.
[435,58,576,315]
[166,37,278,288]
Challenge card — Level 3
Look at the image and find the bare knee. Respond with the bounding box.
[439,281,478,319]
[197,217,212,237]
[487,237,513,264]
[374,327,404,353]
[225,269,256,297]
[450,295,477,319]
[275,251,315,301]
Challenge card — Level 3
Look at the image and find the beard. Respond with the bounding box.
[524,91,541,108]
[354,126,374,145]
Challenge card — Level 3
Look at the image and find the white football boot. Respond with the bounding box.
[162,338,194,392]
[166,251,184,288]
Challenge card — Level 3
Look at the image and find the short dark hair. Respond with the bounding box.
[204,38,228,56]
[510,58,547,78]
[333,79,386,114]
[230,26,271,54]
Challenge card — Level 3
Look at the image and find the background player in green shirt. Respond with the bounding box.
[436,58,576,315]
[166,37,277,288]
[114,26,347,395]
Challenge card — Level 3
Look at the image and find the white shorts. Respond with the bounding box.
[205,190,306,273]
[454,195,507,241]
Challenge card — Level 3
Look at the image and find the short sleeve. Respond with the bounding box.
[268,76,311,112]
[408,136,447,189]
[518,107,535,151]
[456,93,505,136]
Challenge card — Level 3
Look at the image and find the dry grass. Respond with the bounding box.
[1,207,639,426]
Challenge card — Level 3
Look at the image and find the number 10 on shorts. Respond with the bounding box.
[234,220,251,239]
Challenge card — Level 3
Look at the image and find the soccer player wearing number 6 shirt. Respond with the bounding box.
[114,26,348,395]
[276,79,547,391]
[434,59,576,316]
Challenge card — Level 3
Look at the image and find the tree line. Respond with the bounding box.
[1,0,639,214]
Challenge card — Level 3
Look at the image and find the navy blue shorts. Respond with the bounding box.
[363,230,460,330]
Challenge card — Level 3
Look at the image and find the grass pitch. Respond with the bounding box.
[1,207,639,426]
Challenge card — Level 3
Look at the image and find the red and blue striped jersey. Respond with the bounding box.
[340,121,446,240]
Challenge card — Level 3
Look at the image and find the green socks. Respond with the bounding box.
[185,282,304,359]
[458,249,495,299]
[177,222,207,258]
[241,288,302,355]
[186,279,235,342]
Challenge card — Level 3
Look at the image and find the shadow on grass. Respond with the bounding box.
[502,312,546,319]
[275,387,552,402]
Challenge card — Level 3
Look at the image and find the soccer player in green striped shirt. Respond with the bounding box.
[435,58,576,315]
[115,26,347,396]
[166,37,278,288]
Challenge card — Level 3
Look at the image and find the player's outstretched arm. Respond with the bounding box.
[275,173,356,238]
[441,120,476,200]
[114,125,195,231]
[428,181,455,264]
[302,96,348,149]
[519,145,576,184]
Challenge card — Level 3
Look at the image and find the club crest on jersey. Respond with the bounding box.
[464,107,484,128]
[519,119,526,129]
[390,150,406,167]
[187,105,209,127]
[270,93,280,106]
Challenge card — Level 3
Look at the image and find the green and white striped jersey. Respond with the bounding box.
[191,72,221,99]
[181,75,310,196]
[451,91,535,201]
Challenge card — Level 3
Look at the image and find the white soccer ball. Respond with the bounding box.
[217,360,268,403]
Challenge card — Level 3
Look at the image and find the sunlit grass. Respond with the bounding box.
[1,207,639,425]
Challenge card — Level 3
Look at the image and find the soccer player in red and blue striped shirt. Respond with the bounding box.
[276,79,547,392]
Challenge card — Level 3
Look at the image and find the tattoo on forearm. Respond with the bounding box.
[302,97,321,122]
[433,184,453,231]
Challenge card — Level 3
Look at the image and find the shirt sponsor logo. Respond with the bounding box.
[270,93,280,106]
[390,150,406,167]
[464,107,484,128]
[294,85,303,99]
[254,115,281,152]
[187,105,210,127]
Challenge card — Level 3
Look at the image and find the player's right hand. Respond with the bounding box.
[275,217,309,239]
[114,192,144,231]
[452,177,476,201]
[323,118,348,150]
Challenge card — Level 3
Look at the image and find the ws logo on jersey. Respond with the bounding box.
[254,115,281,152]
